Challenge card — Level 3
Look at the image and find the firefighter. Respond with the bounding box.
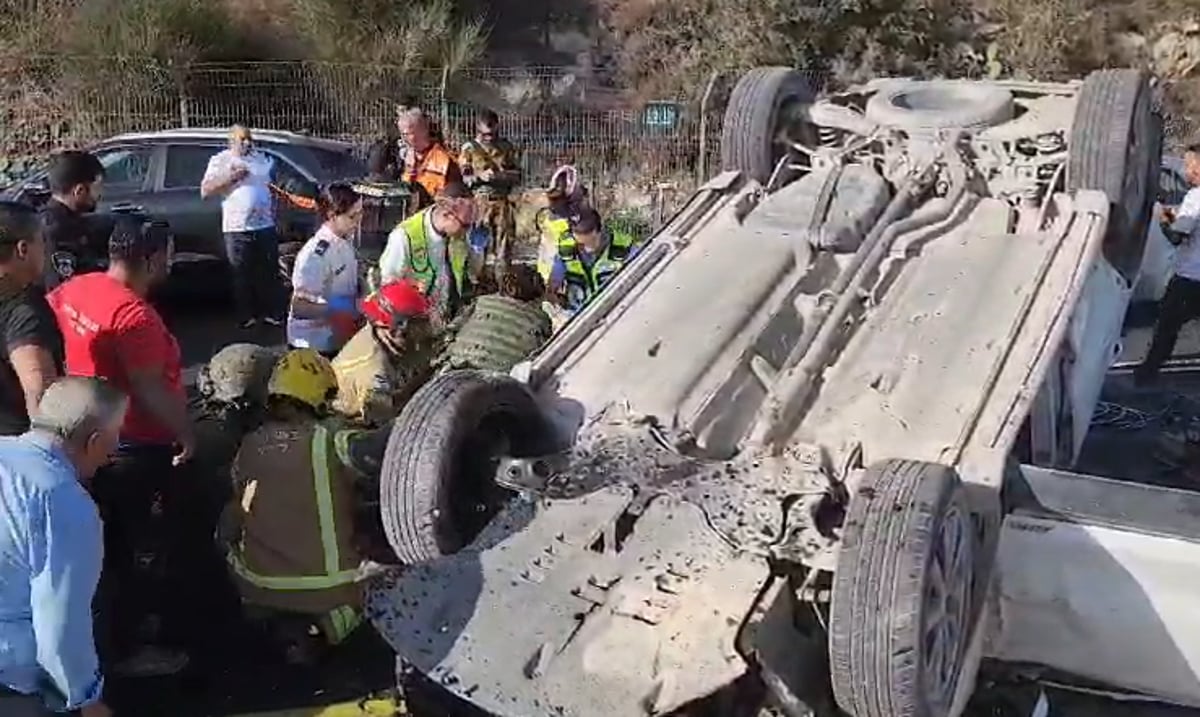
[398,108,461,205]
[548,207,640,315]
[221,349,381,664]
[439,264,553,374]
[378,184,477,326]
[331,280,437,427]
[460,110,522,287]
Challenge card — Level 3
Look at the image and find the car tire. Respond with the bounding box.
[721,67,818,185]
[1067,68,1162,280]
[829,459,978,717]
[278,240,304,290]
[380,370,553,564]
[863,80,1014,133]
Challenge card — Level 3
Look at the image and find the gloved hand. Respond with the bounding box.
[329,312,361,345]
[327,294,360,317]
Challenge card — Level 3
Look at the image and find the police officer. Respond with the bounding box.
[548,207,639,315]
[331,280,435,427]
[440,264,553,374]
[222,349,384,665]
[460,110,522,287]
[39,150,105,288]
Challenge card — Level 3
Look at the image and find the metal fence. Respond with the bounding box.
[0,57,728,213]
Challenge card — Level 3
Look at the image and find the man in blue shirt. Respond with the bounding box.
[0,376,127,717]
[548,208,641,315]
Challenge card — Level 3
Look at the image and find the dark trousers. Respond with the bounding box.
[225,228,280,321]
[1141,275,1200,377]
[90,444,185,663]
[0,691,56,717]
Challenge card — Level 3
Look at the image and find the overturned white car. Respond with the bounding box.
[366,67,1167,717]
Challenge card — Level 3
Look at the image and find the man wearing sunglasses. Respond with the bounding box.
[331,280,436,427]
[378,183,478,327]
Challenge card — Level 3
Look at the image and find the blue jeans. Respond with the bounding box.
[225,227,280,321]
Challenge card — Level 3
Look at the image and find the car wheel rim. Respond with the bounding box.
[922,503,973,712]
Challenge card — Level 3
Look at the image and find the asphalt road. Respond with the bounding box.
[134,286,1200,717]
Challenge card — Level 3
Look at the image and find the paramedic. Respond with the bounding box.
[287,183,364,356]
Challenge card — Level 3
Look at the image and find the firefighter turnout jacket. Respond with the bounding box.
[225,420,366,636]
[331,324,436,426]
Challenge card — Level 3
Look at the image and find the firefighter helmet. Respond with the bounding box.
[267,348,338,411]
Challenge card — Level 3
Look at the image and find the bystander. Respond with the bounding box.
[0,202,63,435]
[48,216,193,677]
[200,125,283,329]
[0,376,127,717]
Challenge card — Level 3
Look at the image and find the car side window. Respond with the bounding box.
[164,145,221,189]
[269,154,316,198]
[95,147,153,190]
[1160,168,1190,206]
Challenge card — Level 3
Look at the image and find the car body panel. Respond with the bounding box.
[366,486,771,717]
[987,464,1200,707]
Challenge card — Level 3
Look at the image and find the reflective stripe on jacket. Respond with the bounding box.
[443,294,553,373]
[227,421,363,615]
[557,229,636,312]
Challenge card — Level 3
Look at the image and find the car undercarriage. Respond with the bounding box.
[366,67,1168,717]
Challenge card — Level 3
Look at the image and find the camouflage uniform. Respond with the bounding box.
[459,138,520,284]
[440,294,553,374]
[330,324,437,426]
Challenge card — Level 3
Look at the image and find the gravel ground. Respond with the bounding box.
[122,287,1200,717]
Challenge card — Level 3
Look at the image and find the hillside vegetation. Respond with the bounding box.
[0,0,1198,142]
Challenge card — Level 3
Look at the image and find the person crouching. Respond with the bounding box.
[331,280,436,427]
[221,349,382,664]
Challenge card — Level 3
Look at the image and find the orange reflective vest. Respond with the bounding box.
[404,143,457,199]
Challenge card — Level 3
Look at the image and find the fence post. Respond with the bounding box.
[439,65,450,137]
[697,71,720,183]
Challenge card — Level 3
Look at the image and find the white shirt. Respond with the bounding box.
[1172,187,1200,281]
[380,211,452,315]
[287,225,359,352]
[203,149,275,233]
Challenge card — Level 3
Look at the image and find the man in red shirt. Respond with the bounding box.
[48,216,193,678]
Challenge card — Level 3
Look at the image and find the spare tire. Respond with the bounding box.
[1067,69,1162,280]
[721,67,818,185]
[380,370,553,563]
[864,80,1014,133]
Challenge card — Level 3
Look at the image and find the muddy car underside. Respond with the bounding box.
[366,68,1163,717]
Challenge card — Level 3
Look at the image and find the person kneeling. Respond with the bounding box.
[331,280,437,427]
[221,348,385,664]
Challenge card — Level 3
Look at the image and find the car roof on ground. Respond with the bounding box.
[103,127,356,152]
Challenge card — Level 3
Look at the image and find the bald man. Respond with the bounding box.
[201,126,284,329]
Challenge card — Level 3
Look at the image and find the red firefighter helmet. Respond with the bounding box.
[362,279,429,328]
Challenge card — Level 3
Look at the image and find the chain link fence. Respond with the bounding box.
[0,57,733,223]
